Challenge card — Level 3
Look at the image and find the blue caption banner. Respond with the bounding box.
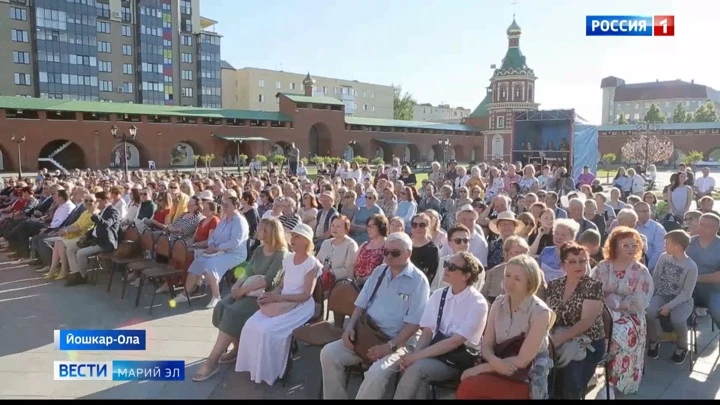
[54,360,185,381]
[586,16,652,36]
[55,329,146,351]
[112,360,185,381]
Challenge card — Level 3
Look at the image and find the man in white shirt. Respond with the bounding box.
[110,185,128,220]
[455,205,488,267]
[694,167,715,201]
[11,188,76,258]
[634,202,666,272]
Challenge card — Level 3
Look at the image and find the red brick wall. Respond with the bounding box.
[0,105,485,172]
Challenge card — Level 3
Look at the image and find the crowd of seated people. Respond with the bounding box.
[6,159,719,399]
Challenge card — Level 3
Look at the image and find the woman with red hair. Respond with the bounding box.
[592,226,654,399]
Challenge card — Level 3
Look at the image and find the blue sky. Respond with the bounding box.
[200,0,714,124]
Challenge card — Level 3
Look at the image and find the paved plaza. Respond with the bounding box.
[0,251,719,399]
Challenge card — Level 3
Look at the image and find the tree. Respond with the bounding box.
[682,151,704,172]
[392,85,416,120]
[643,103,665,123]
[601,153,616,182]
[617,113,629,124]
[620,121,674,169]
[692,101,718,122]
[672,103,689,123]
[192,155,200,171]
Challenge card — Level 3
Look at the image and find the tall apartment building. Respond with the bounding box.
[221,65,394,119]
[413,103,470,123]
[0,0,222,108]
[600,76,720,124]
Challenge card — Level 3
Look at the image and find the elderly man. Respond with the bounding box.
[319,232,430,399]
[455,205,488,266]
[635,202,666,272]
[278,197,301,232]
[314,191,338,246]
[686,213,720,328]
[683,211,702,236]
[567,198,598,240]
[694,167,715,201]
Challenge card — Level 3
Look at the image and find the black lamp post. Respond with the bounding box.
[438,138,451,167]
[110,124,137,181]
[10,135,26,179]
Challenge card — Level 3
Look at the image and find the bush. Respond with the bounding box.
[351,156,369,166]
[301,157,308,166]
[255,154,267,164]
[268,154,286,166]
[238,154,248,165]
[371,157,385,165]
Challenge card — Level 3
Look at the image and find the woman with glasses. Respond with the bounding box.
[298,193,319,230]
[257,190,274,218]
[410,213,440,284]
[353,214,387,285]
[137,188,157,222]
[339,190,358,223]
[175,196,250,309]
[44,193,98,280]
[456,186,472,207]
[592,226,653,399]
[538,218,580,284]
[546,242,606,399]
[395,186,418,234]
[394,252,488,399]
[398,165,417,187]
[349,189,384,244]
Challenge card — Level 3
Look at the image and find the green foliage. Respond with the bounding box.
[371,157,385,165]
[268,154,286,165]
[682,151,704,166]
[238,154,248,165]
[692,101,718,122]
[393,85,416,120]
[601,153,616,164]
[617,113,629,125]
[672,103,690,123]
[351,156,369,166]
[300,157,309,166]
[255,154,267,164]
[643,103,665,123]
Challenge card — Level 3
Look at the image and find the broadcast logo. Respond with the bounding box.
[54,361,185,381]
[586,15,674,36]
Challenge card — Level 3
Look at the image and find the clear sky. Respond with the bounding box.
[200,0,716,124]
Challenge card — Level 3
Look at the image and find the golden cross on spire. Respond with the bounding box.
[510,0,518,18]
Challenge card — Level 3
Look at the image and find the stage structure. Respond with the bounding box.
[511,109,598,178]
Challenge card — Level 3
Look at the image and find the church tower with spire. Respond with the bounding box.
[481,16,539,161]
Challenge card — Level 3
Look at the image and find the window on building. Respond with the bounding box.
[371,92,375,99]
[258,79,265,88]
[500,87,507,101]
[496,116,505,129]
[180,0,192,14]
[363,104,367,111]
[96,2,110,18]
[123,82,133,93]
[14,73,31,85]
[98,60,111,72]
[182,70,193,80]
[12,51,30,64]
[258,94,265,102]
[122,25,132,36]
[181,53,192,63]
[97,21,111,33]
[514,87,521,100]
[633,113,640,120]
[181,35,192,46]
[123,63,133,74]
[11,29,29,43]
[371,105,375,112]
[10,6,27,20]
[290,82,296,90]
[276,81,281,89]
[122,44,132,55]
[99,80,113,92]
[98,41,111,53]
[121,6,131,22]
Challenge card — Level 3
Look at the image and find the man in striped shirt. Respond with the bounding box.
[279,197,301,232]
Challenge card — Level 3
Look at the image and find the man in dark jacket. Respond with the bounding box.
[65,191,120,287]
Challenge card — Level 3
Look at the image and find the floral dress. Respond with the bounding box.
[592,260,654,395]
[353,242,384,281]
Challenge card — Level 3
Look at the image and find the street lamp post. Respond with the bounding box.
[110,124,138,181]
[438,138,451,168]
[10,135,26,180]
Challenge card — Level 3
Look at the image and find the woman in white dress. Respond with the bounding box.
[235,223,321,385]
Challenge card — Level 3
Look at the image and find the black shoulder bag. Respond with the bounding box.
[430,287,480,370]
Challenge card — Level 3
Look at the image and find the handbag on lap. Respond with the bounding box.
[431,287,480,370]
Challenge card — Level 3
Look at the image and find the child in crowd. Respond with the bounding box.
[646,230,698,364]
[579,228,603,268]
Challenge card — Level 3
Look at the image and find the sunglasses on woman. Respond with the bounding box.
[411,222,427,229]
[452,238,469,245]
[443,262,468,272]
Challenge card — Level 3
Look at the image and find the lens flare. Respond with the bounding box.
[168,299,177,308]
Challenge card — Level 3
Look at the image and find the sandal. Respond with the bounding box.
[192,365,220,382]
[218,351,237,364]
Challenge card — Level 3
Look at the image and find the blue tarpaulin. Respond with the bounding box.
[572,115,599,179]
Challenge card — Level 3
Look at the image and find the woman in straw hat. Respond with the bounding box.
[234,223,322,386]
[486,211,525,269]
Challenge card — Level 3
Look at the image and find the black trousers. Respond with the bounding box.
[10,221,44,257]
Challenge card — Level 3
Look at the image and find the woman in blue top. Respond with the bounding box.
[349,188,384,244]
[538,218,580,287]
[176,196,250,309]
[396,186,418,233]
[612,167,630,198]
